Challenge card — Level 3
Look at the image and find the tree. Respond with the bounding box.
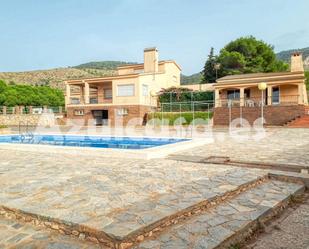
[305,71,309,92]
[201,47,218,83]
[0,80,7,93]
[217,36,288,75]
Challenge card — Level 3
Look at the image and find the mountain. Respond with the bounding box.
[181,73,202,84]
[0,61,201,89]
[276,47,309,70]
[1,47,308,90]
[74,61,136,70]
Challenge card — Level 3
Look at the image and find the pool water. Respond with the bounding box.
[0,135,188,150]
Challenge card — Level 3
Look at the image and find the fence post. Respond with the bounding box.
[161,103,163,126]
[29,106,33,114]
[59,106,63,114]
[192,101,195,126]
[3,106,7,115]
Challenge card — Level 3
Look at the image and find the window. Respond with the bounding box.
[104,89,113,99]
[272,87,280,104]
[116,108,129,116]
[90,97,98,104]
[142,84,149,96]
[70,98,80,104]
[227,90,240,99]
[172,75,177,83]
[74,109,84,116]
[117,84,135,97]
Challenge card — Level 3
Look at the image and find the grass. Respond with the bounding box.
[148,111,213,125]
[0,125,8,129]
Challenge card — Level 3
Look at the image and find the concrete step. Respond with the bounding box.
[133,179,305,249]
[287,115,309,127]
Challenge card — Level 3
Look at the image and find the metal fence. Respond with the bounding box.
[0,106,64,115]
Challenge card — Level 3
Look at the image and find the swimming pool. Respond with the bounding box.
[0,134,188,150]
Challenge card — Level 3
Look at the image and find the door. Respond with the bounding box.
[92,110,109,126]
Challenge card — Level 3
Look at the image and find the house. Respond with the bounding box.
[65,48,181,125]
[213,53,308,126]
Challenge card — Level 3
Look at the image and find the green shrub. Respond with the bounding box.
[148,111,213,125]
[0,80,64,107]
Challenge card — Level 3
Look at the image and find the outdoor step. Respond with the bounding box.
[0,168,269,249]
[133,179,305,249]
[287,115,309,127]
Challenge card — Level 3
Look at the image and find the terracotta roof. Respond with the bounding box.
[214,71,305,86]
[217,71,302,81]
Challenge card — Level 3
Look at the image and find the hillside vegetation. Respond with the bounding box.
[0,80,64,107]
[0,46,308,90]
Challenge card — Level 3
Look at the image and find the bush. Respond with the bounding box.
[0,80,64,107]
[148,112,213,125]
[158,87,214,103]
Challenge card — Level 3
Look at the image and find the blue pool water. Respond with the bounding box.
[0,135,188,150]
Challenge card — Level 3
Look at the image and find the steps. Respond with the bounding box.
[286,115,309,127]
[0,170,306,249]
[133,179,305,249]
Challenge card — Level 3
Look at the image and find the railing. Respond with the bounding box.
[69,96,113,105]
[0,106,64,115]
[218,95,300,107]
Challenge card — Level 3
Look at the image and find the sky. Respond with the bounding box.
[0,0,308,75]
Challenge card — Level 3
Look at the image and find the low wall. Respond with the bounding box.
[213,105,306,126]
[0,114,56,126]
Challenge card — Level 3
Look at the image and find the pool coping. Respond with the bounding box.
[0,133,211,159]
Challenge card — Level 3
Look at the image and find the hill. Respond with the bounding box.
[0,66,117,90]
[1,47,308,90]
[276,47,309,70]
[0,61,200,89]
[180,73,202,84]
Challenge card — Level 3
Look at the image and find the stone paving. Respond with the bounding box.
[0,149,267,243]
[133,180,304,249]
[178,128,309,167]
[0,217,104,249]
[245,193,309,249]
[0,128,308,248]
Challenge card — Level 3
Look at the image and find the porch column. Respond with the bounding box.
[240,87,245,107]
[298,83,303,105]
[303,84,308,105]
[267,85,272,105]
[84,81,90,104]
[65,83,71,105]
[215,89,221,107]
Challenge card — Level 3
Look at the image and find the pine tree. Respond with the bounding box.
[201,47,218,83]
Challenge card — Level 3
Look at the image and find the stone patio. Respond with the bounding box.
[0,128,308,248]
[178,128,309,166]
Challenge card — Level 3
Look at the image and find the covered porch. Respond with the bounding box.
[215,82,308,108]
[65,80,113,106]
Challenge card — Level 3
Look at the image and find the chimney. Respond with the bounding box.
[144,47,158,73]
[290,52,304,72]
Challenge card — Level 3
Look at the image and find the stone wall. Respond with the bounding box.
[0,114,56,126]
[213,105,306,126]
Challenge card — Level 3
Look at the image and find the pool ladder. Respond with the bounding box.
[18,121,35,143]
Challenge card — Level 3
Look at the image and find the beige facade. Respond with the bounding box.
[65,48,181,125]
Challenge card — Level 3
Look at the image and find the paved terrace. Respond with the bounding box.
[177,128,309,167]
[0,128,308,248]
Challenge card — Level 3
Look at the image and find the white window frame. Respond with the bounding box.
[74,109,84,116]
[142,84,149,96]
[117,84,135,97]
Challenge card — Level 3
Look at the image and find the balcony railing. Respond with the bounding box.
[69,96,113,105]
[218,95,300,107]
